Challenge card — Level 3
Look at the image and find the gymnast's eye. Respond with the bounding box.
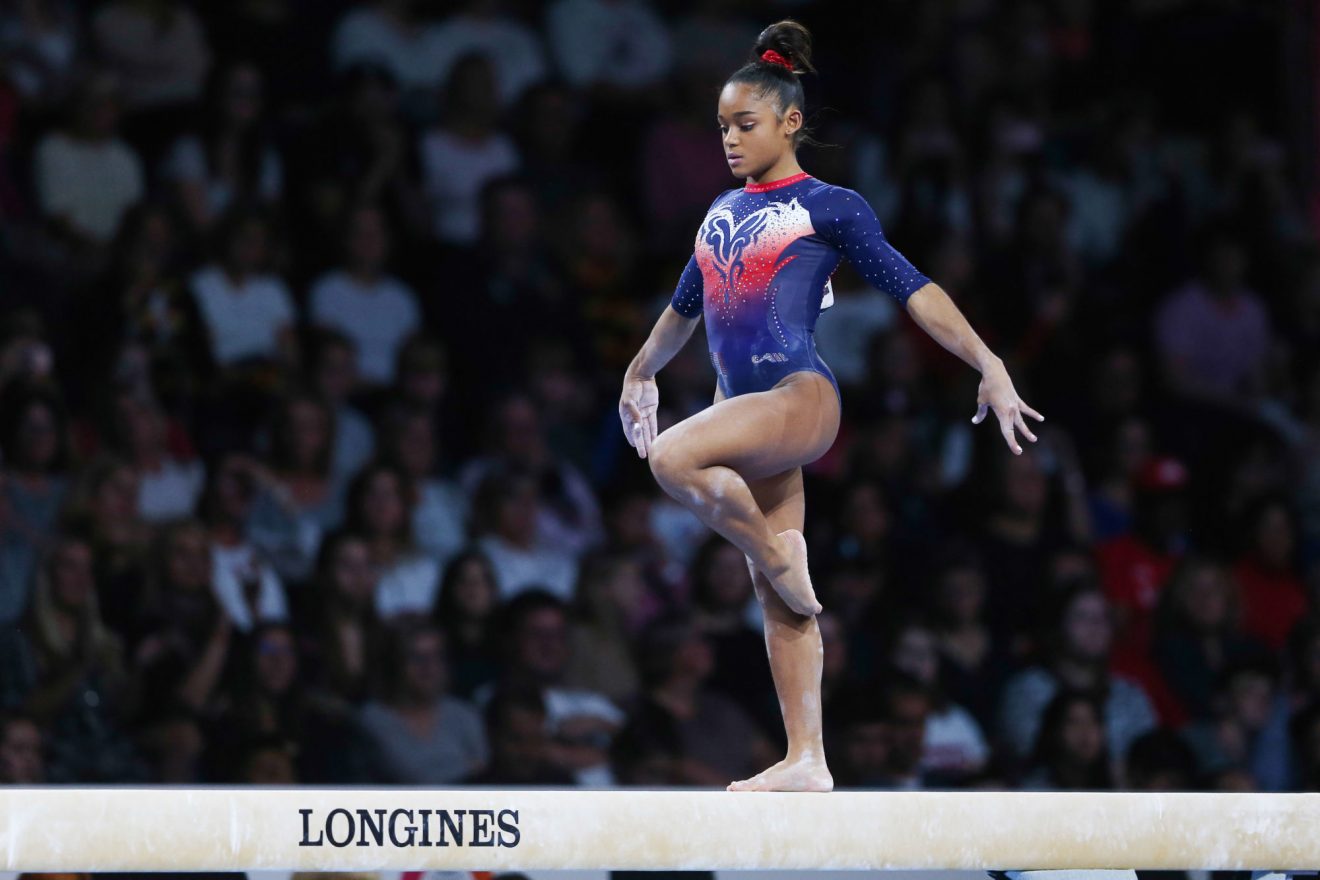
[741,123,755,131]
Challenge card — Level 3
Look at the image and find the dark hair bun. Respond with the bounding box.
[753,20,815,75]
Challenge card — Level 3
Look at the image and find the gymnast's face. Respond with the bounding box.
[717,82,801,181]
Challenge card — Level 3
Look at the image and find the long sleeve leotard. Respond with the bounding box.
[670,172,930,400]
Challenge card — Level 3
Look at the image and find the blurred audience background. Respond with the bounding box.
[2,0,1320,794]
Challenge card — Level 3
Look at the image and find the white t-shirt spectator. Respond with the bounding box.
[921,703,990,778]
[429,14,547,106]
[137,458,206,523]
[373,554,442,619]
[331,4,443,91]
[210,542,288,632]
[189,265,295,366]
[309,270,421,385]
[546,0,672,90]
[476,533,578,602]
[413,479,469,567]
[161,135,283,217]
[332,403,375,481]
[419,128,519,244]
[35,133,144,243]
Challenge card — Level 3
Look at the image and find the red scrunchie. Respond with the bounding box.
[760,49,794,71]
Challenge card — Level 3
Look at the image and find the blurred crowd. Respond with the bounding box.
[1,0,1320,799]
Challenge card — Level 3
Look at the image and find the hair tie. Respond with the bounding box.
[760,49,794,71]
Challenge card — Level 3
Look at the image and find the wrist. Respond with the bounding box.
[975,352,1003,375]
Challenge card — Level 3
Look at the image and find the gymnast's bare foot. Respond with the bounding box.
[727,755,834,792]
[764,529,822,616]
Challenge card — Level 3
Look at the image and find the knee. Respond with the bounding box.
[647,431,688,490]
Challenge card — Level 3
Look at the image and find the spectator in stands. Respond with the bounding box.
[300,531,383,705]
[357,619,487,784]
[6,533,143,781]
[998,584,1156,766]
[161,60,282,233]
[0,711,44,783]
[134,519,232,714]
[627,613,775,785]
[471,466,579,601]
[884,614,989,783]
[33,72,143,250]
[1019,690,1113,790]
[1232,497,1308,652]
[247,390,344,583]
[309,204,420,388]
[1155,227,1272,408]
[1153,557,1270,720]
[198,454,289,631]
[490,590,623,786]
[378,403,467,567]
[563,552,644,704]
[431,550,501,699]
[188,207,295,372]
[308,329,375,481]
[429,0,547,108]
[0,382,73,621]
[345,462,438,619]
[465,685,574,785]
[419,53,519,246]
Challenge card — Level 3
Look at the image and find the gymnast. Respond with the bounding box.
[619,20,1043,792]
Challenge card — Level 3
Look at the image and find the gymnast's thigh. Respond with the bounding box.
[656,371,840,482]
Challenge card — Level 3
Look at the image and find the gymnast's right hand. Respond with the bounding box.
[619,374,659,459]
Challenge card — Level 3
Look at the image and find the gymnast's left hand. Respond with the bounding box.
[619,374,659,459]
[972,358,1044,455]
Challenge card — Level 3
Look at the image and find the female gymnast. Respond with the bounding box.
[619,20,1043,792]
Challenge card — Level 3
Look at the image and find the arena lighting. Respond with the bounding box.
[1,788,1318,871]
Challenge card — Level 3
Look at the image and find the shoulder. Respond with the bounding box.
[801,181,870,216]
[1004,666,1053,693]
[441,695,482,723]
[189,265,224,294]
[310,270,349,299]
[706,187,741,211]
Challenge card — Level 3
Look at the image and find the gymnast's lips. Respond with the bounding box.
[727,154,743,166]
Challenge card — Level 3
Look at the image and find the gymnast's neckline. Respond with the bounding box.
[744,171,812,193]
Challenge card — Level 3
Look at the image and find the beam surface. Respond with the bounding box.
[1,789,1318,871]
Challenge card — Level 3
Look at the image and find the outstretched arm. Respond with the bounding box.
[906,283,1043,455]
[621,304,701,458]
[813,187,1044,455]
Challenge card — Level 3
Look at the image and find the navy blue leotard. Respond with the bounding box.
[670,172,931,400]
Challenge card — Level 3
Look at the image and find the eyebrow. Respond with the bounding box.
[717,110,759,122]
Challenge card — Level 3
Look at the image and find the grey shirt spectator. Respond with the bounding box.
[998,665,1157,764]
[358,694,488,784]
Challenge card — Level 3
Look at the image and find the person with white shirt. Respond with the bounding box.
[476,590,625,787]
[419,53,519,245]
[34,72,144,246]
[546,0,673,91]
[189,207,296,369]
[308,204,420,387]
[428,0,547,107]
[331,0,443,97]
[160,60,283,232]
[346,462,441,619]
[378,404,468,567]
[472,467,578,602]
[200,454,289,633]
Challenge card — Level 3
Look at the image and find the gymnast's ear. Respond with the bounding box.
[782,105,803,139]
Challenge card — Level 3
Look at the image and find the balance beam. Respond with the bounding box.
[1,789,1317,871]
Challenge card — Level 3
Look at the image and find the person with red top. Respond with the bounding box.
[1233,497,1308,652]
[1096,456,1190,666]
